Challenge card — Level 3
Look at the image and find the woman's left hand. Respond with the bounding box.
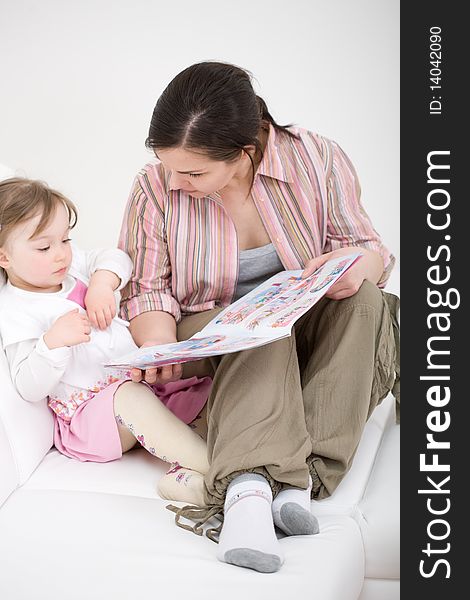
[85,270,120,329]
[301,247,384,300]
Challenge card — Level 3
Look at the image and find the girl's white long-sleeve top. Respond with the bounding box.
[0,245,137,421]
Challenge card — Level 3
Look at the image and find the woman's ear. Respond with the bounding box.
[0,247,10,270]
[242,145,257,158]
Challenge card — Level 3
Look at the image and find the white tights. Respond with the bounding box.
[114,381,208,505]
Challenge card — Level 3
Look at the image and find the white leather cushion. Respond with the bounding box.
[0,417,17,506]
[357,424,400,580]
[0,347,54,489]
[311,393,396,517]
[359,578,400,600]
[0,488,364,600]
[22,444,166,498]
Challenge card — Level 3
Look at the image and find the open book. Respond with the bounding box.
[105,252,362,370]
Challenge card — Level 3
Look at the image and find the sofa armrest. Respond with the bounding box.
[0,345,54,497]
[358,424,400,580]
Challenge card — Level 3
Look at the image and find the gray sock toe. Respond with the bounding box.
[278,502,320,536]
[224,548,282,573]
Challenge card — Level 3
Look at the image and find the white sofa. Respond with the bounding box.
[0,337,399,599]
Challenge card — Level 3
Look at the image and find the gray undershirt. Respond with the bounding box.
[233,242,284,302]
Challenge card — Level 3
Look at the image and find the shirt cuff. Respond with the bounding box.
[35,335,72,366]
[93,262,130,291]
[120,292,181,323]
[93,250,133,291]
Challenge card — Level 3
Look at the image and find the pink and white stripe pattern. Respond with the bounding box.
[119,125,394,322]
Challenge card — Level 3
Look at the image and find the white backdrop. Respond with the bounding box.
[0,0,399,290]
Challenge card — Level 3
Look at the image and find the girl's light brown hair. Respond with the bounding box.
[0,177,78,248]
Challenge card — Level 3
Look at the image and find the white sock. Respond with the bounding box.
[272,476,319,536]
[217,474,284,573]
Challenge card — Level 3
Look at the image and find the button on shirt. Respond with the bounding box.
[119,125,395,323]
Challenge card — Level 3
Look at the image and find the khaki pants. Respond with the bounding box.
[177,280,399,507]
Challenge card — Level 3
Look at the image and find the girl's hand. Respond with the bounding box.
[44,309,91,349]
[130,339,183,385]
[85,270,120,330]
[301,247,383,300]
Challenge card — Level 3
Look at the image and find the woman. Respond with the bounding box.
[118,61,399,573]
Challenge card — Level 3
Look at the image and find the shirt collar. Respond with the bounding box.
[255,124,295,184]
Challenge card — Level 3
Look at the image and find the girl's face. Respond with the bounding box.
[156,147,248,197]
[0,203,73,293]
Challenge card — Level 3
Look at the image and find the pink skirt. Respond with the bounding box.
[53,376,212,463]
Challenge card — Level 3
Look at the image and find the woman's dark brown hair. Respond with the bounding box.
[145,61,298,168]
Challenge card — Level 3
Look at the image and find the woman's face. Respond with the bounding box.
[156,147,245,197]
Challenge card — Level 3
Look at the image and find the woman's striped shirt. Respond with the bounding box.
[118,125,395,322]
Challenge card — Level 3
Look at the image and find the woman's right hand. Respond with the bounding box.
[130,339,183,385]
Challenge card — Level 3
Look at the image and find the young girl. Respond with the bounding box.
[0,177,210,506]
